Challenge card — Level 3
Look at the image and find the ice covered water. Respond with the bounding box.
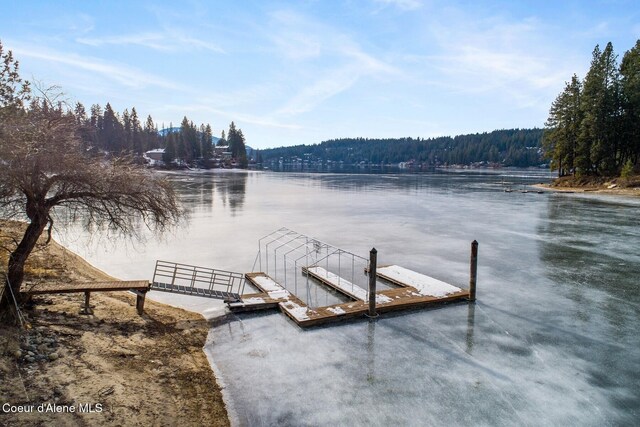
[60,169,640,426]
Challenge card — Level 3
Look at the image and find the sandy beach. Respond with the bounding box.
[0,221,229,426]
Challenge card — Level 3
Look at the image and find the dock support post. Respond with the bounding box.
[136,289,147,315]
[469,240,478,302]
[367,248,378,318]
[81,291,94,315]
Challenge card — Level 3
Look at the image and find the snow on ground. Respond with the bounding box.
[377,265,461,297]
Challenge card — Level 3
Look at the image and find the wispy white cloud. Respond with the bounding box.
[267,10,324,60]
[77,33,168,50]
[65,13,95,36]
[267,10,401,116]
[159,103,302,130]
[577,21,611,40]
[25,12,95,36]
[10,43,184,91]
[373,0,423,11]
[420,13,575,108]
[275,67,360,116]
[77,29,224,53]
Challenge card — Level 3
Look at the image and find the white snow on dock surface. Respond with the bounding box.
[305,266,392,304]
[327,306,346,315]
[240,297,266,305]
[282,300,311,321]
[376,265,461,297]
[247,274,311,321]
[250,275,290,300]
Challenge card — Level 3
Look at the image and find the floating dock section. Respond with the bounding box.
[225,228,477,328]
[229,268,470,328]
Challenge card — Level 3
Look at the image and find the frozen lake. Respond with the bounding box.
[60,169,640,426]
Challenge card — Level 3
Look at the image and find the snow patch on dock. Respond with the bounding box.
[377,265,461,297]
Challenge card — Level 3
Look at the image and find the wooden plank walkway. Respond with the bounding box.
[21,280,150,294]
[229,270,470,328]
[21,280,151,315]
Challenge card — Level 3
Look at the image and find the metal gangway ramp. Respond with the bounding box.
[151,260,246,302]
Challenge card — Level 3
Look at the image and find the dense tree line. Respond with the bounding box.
[75,102,247,167]
[260,129,544,167]
[543,40,640,177]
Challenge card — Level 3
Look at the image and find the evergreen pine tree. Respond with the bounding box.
[143,115,158,150]
[620,39,640,166]
[74,102,95,150]
[201,124,213,160]
[543,75,583,176]
[227,121,248,167]
[578,43,621,175]
[102,103,124,153]
[130,107,143,153]
[163,122,176,164]
[89,104,103,149]
[122,108,132,152]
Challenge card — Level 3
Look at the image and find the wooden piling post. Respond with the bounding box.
[469,240,478,301]
[136,290,147,315]
[81,291,94,315]
[368,248,378,318]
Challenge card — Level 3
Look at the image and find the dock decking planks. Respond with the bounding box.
[241,272,319,324]
[231,271,470,328]
[21,280,152,315]
[21,280,150,294]
[373,265,463,298]
[302,266,366,301]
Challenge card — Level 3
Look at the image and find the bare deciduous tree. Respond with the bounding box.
[0,41,181,313]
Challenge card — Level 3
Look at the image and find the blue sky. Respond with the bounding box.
[2,0,639,149]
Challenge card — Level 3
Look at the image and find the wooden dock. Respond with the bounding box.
[229,268,470,328]
[21,280,151,315]
[21,280,150,294]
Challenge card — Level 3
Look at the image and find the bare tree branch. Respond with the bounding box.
[0,50,182,310]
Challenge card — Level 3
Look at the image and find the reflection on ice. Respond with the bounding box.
[207,294,634,426]
[58,170,639,426]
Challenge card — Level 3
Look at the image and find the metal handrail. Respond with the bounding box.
[152,260,246,295]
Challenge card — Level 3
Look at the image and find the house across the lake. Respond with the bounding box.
[144,148,165,166]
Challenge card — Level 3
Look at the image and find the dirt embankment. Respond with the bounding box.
[0,221,229,426]
[534,174,640,196]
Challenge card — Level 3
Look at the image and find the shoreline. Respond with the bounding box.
[532,183,640,197]
[203,339,240,427]
[0,220,230,426]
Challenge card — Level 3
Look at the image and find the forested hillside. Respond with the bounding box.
[259,129,544,167]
